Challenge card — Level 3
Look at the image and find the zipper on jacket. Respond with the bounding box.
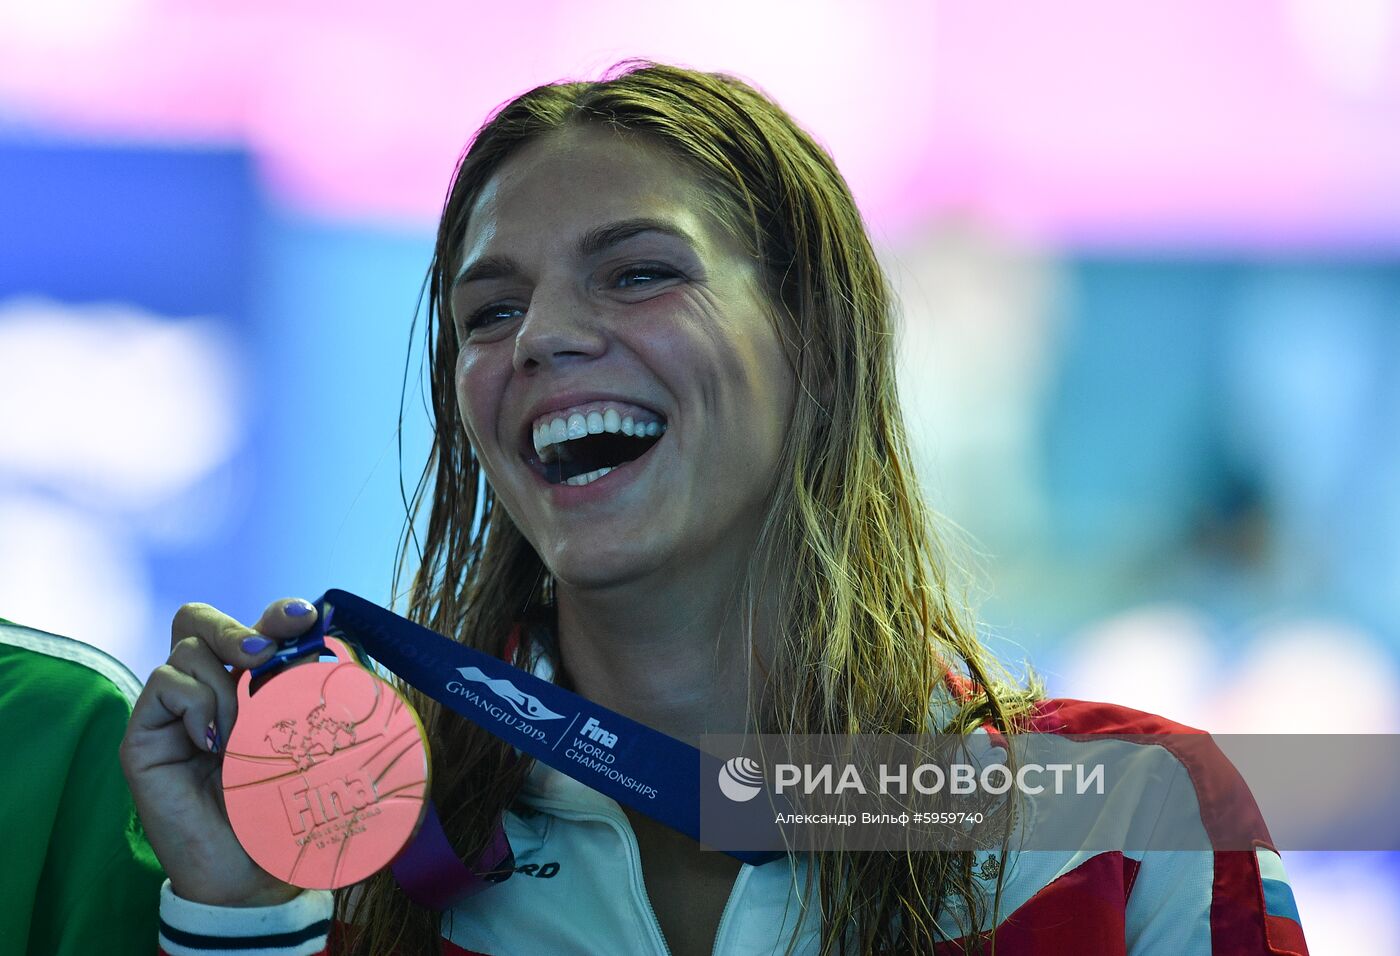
[530,800,673,954]
[613,809,674,956]
[709,862,754,956]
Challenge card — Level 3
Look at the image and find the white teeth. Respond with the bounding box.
[564,466,613,487]
[530,405,667,461]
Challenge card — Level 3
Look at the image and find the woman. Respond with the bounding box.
[121,62,1307,955]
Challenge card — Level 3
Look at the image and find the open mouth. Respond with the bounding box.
[526,403,667,486]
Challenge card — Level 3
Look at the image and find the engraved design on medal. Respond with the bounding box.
[222,637,430,889]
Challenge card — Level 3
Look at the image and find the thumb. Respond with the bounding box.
[251,597,321,642]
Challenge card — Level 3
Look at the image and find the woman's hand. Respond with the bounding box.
[120,598,319,906]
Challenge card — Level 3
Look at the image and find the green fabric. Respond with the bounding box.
[0,630,165,955]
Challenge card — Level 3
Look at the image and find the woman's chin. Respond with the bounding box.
[547,545,668,595]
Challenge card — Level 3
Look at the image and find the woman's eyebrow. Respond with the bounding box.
[453,217,699,290]
[577,217,698,258]
[453,255,517,289]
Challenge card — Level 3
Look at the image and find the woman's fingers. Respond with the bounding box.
[252,597,320,641]
[169,601,280,668]
[154,599,318,753]
[125,664,220,766]
[167,636,240,747]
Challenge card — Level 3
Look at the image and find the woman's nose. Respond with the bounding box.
[511,285,607,373]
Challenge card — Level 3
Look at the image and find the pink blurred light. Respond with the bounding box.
[0,0,1396,243]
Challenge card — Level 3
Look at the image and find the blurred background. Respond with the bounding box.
[1,0,1396,948]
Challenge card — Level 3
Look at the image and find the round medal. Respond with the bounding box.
[222,637,430,889]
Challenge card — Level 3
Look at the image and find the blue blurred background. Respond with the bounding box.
[1,1,1396,948]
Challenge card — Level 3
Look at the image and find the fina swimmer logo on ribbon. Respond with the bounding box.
[455,666,567,721]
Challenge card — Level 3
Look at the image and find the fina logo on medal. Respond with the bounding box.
[718,756,765,802]
[455,667,566,721]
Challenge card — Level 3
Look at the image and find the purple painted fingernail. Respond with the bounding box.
[284,599,314,617]
[241,634,274,654]
[205,721,221,755]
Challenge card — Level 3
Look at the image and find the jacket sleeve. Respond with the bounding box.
[1028,697,1310,956]
[1126,847,1308,955]
[156,883,333,956]
[0,632,167,956]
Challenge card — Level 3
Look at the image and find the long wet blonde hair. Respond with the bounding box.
[339,60,1039,955]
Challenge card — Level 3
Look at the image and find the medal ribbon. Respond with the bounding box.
[260,589,781,905]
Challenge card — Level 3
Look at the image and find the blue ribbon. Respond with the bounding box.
[297,589,780,868]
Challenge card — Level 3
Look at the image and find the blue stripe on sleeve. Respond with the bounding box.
[1261,876,1301,923]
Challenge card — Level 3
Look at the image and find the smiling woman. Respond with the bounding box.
[450,125,796,602]
[121,61,1309,956]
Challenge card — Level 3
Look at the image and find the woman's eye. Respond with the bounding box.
[466,303,525,332]
[613,265,679,289]
[460,266,678,335]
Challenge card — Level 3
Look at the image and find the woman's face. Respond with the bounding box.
[452,125,795,593]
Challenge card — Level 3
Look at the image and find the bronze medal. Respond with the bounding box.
[222,637,430,889]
